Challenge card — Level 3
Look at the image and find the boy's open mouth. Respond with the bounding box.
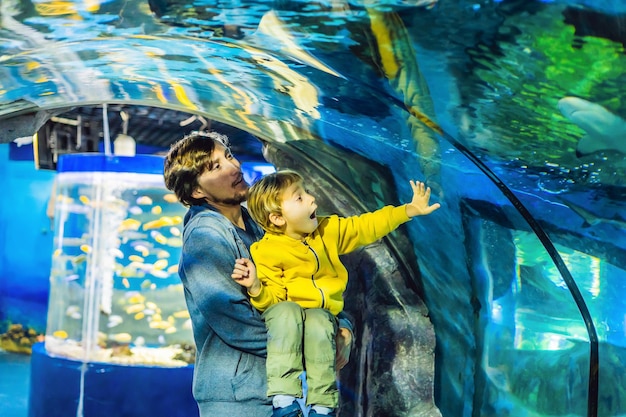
[310,210,316,220]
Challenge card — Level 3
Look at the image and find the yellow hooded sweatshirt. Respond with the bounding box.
[249,205,410,316]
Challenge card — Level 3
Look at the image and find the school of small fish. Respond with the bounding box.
[48,188,193,366]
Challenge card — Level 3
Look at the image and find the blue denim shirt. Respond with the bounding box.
[180,203,271,416]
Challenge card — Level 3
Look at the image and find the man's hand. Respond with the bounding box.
[335,326,353,370]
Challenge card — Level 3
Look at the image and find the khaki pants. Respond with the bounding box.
[263,301,339,408]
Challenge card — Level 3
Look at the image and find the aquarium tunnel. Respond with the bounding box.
[1,0,625,417]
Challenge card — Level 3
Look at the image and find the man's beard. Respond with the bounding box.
[215,191,247,206]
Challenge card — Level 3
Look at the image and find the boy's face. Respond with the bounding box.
[276,181,318,240]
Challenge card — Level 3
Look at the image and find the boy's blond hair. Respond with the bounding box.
[247,170,304,233]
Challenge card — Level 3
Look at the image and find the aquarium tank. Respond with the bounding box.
[46,153,194,366]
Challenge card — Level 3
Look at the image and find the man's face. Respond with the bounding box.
[192,144,249,206]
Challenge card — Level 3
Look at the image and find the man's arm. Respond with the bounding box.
[182,219,268,356]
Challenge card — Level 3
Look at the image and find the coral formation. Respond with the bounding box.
[0,324,44,354]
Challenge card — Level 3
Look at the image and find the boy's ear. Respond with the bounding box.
[269,212,285,227]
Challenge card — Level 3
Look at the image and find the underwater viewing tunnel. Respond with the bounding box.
[1,0,626,416]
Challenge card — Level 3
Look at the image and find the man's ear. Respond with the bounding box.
[269,212,285,227]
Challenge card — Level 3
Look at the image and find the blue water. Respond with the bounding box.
[0,350,30,417]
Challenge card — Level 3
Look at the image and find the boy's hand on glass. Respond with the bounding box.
[405,180,441,218]
[232,258,262,296]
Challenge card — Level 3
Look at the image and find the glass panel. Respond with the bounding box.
[46,159,194,366]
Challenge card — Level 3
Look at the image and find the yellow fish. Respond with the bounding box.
[127,293,145,304]
[153,259,168,270]
[142,216,182,230]
[52,330,68,339]
[163,193,178,203]
[150,231,168,245]
[125,304,145,314]
[149,321,171,330]
[128,254,145,263]
[136,196,153,205]
[119,218,141,232]
[172,310,190,319]
[72,254,87,265]
[166,237,183,247]
[110,333,132,343]
[142,217,174,230]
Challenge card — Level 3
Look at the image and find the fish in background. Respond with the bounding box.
[557,96,626,157]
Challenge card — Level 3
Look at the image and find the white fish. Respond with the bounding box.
[150,269,170,279]
[13,136,33,147]
[65,305,81,319]
[129,206,143,215]
[107,315,124,328]
[110,248,124,258]
[120,231,148,242]
[558,96,626,156]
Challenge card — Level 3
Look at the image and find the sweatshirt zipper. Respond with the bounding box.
[302,241,324,308]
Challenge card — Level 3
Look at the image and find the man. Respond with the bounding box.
[163,131,353,417]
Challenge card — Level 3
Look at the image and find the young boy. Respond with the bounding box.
[232,170,440,417]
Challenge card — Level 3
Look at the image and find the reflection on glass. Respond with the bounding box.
[478,221,626,416]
